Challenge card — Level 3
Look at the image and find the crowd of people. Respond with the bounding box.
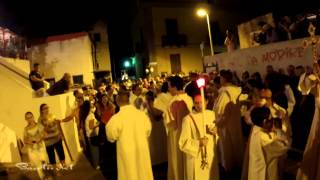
[253,11,320,46]
[23,59,320,180]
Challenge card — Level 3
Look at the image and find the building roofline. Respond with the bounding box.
[46,32,88,43]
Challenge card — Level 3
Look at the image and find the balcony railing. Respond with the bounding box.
[161,34,187,47]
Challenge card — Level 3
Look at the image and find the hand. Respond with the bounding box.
[206,125,217,135]
[199,137,208,147]
[276,110,285,119]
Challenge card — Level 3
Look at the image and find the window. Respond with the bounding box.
[165,18,178,36]
[170,54,181,74]
[73,75,84,85]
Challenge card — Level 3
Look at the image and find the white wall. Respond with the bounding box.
[1,57,30,74]
[205,37,317,76]
[28,34,95,85]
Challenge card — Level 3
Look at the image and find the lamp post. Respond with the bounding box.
[197,8,214,56]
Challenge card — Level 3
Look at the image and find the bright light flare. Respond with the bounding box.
[197,78,205,88]
[197,9,207,17]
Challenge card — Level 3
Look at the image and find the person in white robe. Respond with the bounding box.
[166,75,193,180]
[244,107,289,180]
[213,70,244,172]
[179,94,219,180]
[106,90,154,180]
[154,82,173,134]
[296,68,320,180]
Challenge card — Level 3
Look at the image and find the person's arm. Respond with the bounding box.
[179,116,200,157]
[23,130,34,145]
[30,75,43,82]
[213,91,229,127]
[144,113,152,137]
[89,119,100,129]
[106,115,122,143]
[61,109,77,122]
[284,85,296,116]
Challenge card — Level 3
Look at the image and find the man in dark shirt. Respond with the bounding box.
[29,63,45,91]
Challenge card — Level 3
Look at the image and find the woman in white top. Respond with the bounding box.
[80,100,100,169]
[24,111,47,179]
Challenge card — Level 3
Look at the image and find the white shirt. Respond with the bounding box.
[85,112,99,137]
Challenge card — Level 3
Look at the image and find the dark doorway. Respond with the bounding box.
[170,54,181,74]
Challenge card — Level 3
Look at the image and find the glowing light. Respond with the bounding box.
[197,78,205,88]
[150,67,154,73]
[132,57,136,65]
[124,61,130,68]
[197,9,207,17]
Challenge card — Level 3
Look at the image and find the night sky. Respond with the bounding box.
[0,0,318,78]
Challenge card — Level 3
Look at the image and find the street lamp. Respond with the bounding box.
[196,8,214,56]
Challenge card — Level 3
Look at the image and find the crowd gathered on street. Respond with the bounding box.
[24,60,320,180]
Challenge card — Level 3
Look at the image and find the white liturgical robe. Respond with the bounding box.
[179,110,219,180]
[247,126,289,180]
[106,105,154,180]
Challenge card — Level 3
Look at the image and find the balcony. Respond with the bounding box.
[161,34,187,48]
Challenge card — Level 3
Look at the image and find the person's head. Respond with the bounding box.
[283,16,291,24]
[101,94,110,107]
[194,94,207,113]
[189,72,198,81]
[25,112,35,124]
[132,84,142,96]
[296,65,305,76]
[98,84,106,94]
[220,70,233,86]
[213,76,221,89]
[63,73,72,82]
[161,81,169,93]
[40,104,49,116]
[278,68,285,75]
[242,71,250,81]
[252,72,262,82]
[266,65,274,75]
[117,89,130,106]
[287,65,296,76]
[250,106,271,128]
[259,88,273,107]
[74,89,84,106]
[145,91,155,103]
[33,63,40,71]
[106,84,114,96]
[168,75,184,96]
